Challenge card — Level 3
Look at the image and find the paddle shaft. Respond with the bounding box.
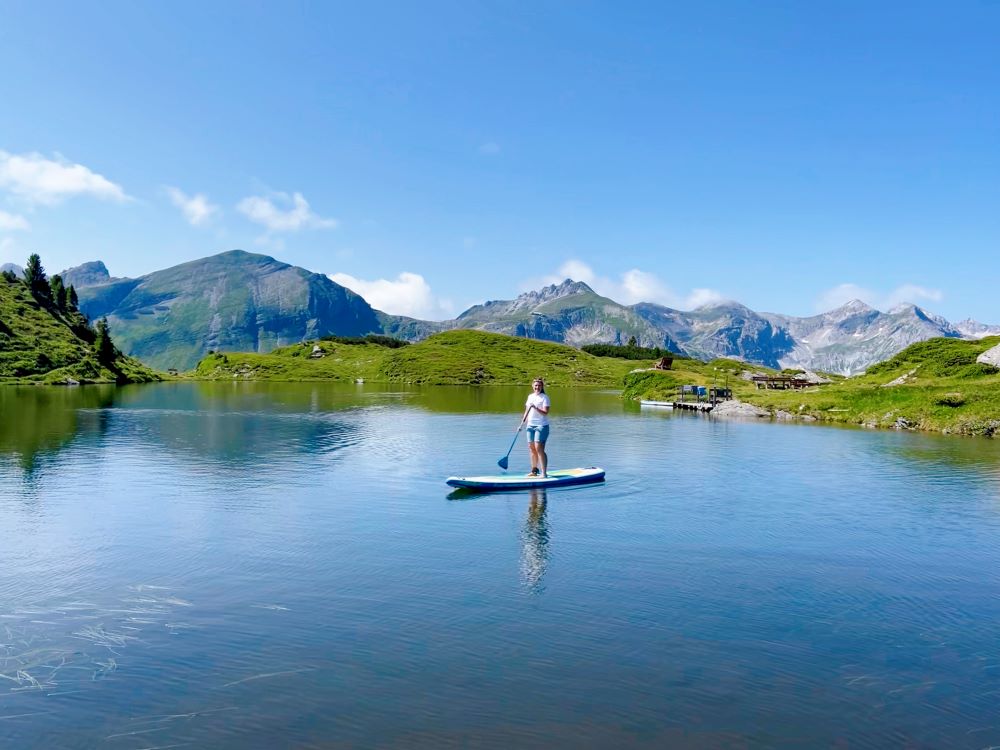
[498,408,532,468]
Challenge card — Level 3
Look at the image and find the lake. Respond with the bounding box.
[2,382,1000,748]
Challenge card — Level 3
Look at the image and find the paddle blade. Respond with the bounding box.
[497,455,509,470]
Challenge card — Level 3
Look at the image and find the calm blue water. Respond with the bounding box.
[2,382,1000,748]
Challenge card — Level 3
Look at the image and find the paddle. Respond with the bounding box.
[498,408,531,470]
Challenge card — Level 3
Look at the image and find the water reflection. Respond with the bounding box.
[0,385,116,474]
[0,383,628,477]
[520,489,550,593]
[0,383,369,473]
[5,383,1000,747]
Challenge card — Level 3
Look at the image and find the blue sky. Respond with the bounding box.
[1,1,997,322]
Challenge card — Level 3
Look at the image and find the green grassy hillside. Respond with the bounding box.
[79,250,382,370]
[745,336,1000,435]
[0,275,161,384]
[624,336,1000,437]
[193,329,648,386]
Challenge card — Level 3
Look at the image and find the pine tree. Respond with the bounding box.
[50,274,67,311]
[94,318,116,364]
[24,253,51,302]
[68,285,79,311]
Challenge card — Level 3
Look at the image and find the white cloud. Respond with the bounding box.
[237,191,336,233]
[884,284,943,308]
[684,288,727,309]
[0,150,129,205]
[815,282,943,312]
[479,142,500,155]
[0,210,29,231]
[165,186,219,226]
[523,258,724,310]
[329,271,454,320]
[620,269,670,305]
[554,259,597,286]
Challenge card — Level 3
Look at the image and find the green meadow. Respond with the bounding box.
[193,329,646,386]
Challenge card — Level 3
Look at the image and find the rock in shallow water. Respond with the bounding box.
[711,400,771,418]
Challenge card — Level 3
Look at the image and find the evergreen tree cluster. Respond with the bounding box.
[7,252,116,365]
[12,253,81,314]
[581,343,680,361]
[319,333,410,348]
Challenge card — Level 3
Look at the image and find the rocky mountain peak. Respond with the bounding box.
[525,278,595,303]
[834,298,876,314]
[821,299,879,327]
[692,299,751,315]
[887,303,959,333]
[458,278,597,320]
[888,302,930,317]
[954,318,1000,338]
[59,260,115,288]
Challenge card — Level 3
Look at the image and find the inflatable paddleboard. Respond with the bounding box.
[446,467,605,491]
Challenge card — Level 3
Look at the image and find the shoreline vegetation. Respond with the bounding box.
[1,254,160,386]
[5,291,999,437]
[189,330,1000,438]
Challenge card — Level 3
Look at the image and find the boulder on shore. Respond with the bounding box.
[977,343,1000,367]
[711,400,770,419]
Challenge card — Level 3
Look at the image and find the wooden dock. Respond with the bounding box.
[671,400,714,412]
[640,400,714,412]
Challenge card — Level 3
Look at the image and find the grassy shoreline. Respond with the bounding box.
[6,326,998,439]
[732,337,1000,437]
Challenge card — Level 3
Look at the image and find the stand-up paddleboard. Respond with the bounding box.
[446,467,605,491]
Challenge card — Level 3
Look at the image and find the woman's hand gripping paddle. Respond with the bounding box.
[498,408,531,470]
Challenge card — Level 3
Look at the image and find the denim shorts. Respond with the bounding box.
[525,425,549,445]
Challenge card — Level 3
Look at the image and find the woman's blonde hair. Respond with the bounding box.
[532,377,545,393]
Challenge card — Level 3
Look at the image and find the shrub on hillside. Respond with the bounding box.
[866,337,1000,378]
[936,392,966,407]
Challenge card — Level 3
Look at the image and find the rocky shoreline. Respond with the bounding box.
[709,399,999,438]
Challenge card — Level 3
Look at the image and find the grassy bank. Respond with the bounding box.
[742,337,1000,436]
[193,329,648,386]
[623,336,1000,437]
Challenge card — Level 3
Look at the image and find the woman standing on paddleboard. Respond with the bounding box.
[522,377,551,477]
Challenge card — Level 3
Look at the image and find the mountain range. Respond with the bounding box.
[65,249,1000,373]
[73,251,380,370]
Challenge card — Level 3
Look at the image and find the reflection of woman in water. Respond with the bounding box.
[520,489,550,592]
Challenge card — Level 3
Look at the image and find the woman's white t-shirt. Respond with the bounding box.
[525,393,550,427]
